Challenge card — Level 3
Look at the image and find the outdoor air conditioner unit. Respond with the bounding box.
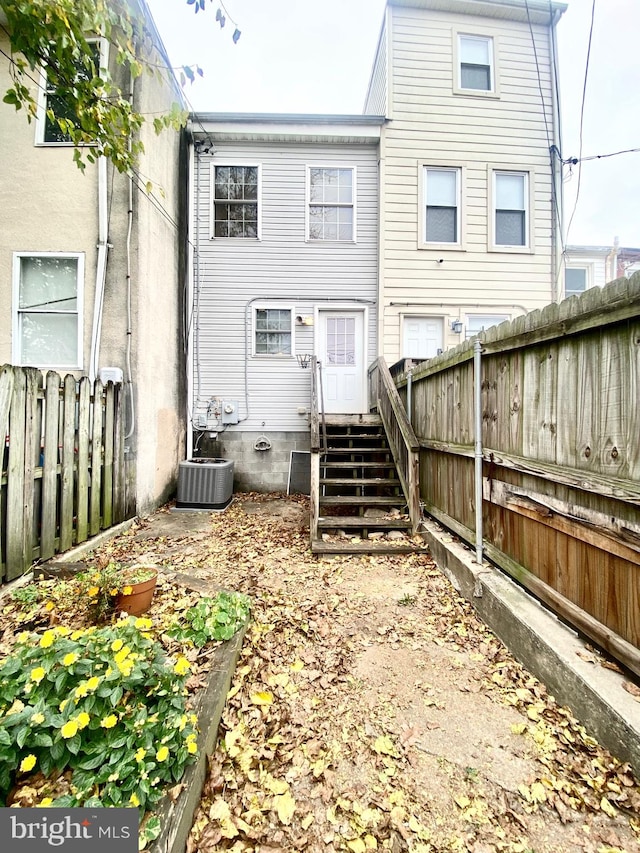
[176,458,234,510]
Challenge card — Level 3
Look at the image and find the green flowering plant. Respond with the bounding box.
[0,617,198,811]
[167,591,250,648]
[75,562,158,622]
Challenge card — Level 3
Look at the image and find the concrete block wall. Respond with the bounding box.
[193,431,311,492]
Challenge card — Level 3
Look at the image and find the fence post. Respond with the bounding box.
[474,340,484,566]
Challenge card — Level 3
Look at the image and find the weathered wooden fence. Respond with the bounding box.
[395,275,640,676]
[0,365,130,582]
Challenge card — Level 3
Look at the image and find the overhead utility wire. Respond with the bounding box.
[565,0,596,247]
[564,146,640,164]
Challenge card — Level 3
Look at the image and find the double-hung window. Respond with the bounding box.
[308,167,355,241]
[13,253,83,368]
[36,39,104,145]
[254,307,293,356]
[564,267,588,296]
[493,171,528,248]
[454,33,498,97]
[423,167,461,246]
[212,165,260,238]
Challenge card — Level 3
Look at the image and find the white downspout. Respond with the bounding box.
[89,155,109,382]
[186,138,196,460]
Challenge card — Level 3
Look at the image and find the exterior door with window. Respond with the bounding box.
[316,310,366,414]
[402,316,443,360]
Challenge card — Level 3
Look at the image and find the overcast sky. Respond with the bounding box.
[146,0,640,248]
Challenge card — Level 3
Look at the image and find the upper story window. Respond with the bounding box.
[13,253,83,369]
[565,267,589,297]
[36,39,104,145]
[307,167,355,241]
[454,32,499,97]
[254,307,293,356]
[212,165,260,238]
[423,167,461,245]
[493,171,528,248]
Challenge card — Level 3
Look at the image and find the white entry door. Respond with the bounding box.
[317,310,366,414]
[402,315,444,359]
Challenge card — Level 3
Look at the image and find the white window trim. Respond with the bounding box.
[35,37,109,146]
[488,167,535,254]
[418,162,466,251]
[564,263,592,297]
[305,165,357,243]
[12,251,84,369]
[252,303,295,358]
[209,162,262,240]
[452,29,500,98]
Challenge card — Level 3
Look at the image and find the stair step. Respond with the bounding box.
[324,447,390,454]
[322,415,382,427]
[312,540,426,555]
[324,432,385,440]
[320,460,396,469]
[320,477,399,486]
[319,495,405,506]
[317,516,411,529]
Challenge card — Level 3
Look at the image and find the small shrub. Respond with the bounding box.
[167,591,250,648]
[0,617,198,810]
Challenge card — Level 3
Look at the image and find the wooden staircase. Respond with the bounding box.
[311,414,425,555]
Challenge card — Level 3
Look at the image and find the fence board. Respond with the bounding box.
[41,372,60,561]
[90,380,103,536]
[103,383,114,529]
[60,375,76,553]
[6,368,26,578]
[22,369,40,567]
[76,378,91,544]
[0,366,15,580]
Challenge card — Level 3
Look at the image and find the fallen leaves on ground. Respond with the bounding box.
[28,493,640,853]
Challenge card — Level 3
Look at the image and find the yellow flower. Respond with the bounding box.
[187,741,198,755]
[44,601,55,612]
[17,631,30,644]
[19,754,37,773]
[30,667,46,683]
[122,585,133,596]
[109,587,119,596]
[135,617,153,630]
[117,661,133,677]
[114,646,131,664]
[111,639,124,652]
[135,748,146,763]
[54,627,71,636]
[6,699,25,716]
[129,793,140,807]
[76,712,90,730]
[38,798,53,807]
[87,586,100,597]
[156,746,169,762]
[71,629,84,641]
[30,712,45,726]
[39,631,55,648]
[101,714,118,729]
[61,720,79,739]
[63,652,78,667]
[173,657,190,676]
[59,699,69,712]
[86,676,100,691]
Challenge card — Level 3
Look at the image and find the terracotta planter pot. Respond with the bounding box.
[115,572,158,617]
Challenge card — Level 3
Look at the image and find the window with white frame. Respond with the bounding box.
[308,167,355,241]
[493,171,528,247]
[254,307,293,356]
[465,314,509,339]
[13,253,83,368]
[213,166,259,238]
[564,267,588,296]
[458,35,494,92]
[424,167,460,244]
[36,39,104,144]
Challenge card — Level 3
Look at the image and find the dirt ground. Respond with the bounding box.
[97,494,640,852]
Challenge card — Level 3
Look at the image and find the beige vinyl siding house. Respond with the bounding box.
[187,116,382,491]
[367,0,566,362]
[0,0,186,514]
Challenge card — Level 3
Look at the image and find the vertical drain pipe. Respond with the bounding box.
[474,340,483,566]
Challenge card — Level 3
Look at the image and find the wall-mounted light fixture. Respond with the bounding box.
[295,315,314,326]
[451,319,463,334]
